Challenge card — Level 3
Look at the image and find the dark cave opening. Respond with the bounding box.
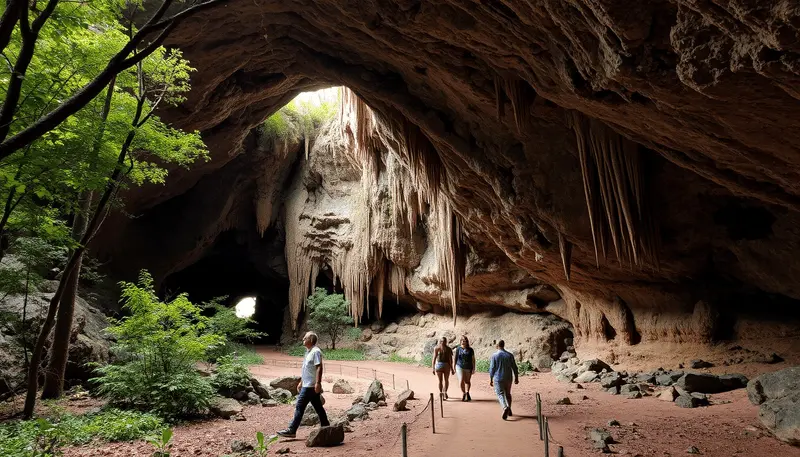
[161,230,288,345]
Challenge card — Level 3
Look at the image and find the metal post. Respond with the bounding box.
[537,393,543,440]
[373,369,377,379]
[429,393,436,434]
[558,446,564,457]
[439,393,444,418]
[401,423,408,457]
[544,417,550,457]
[406,379,410,390]
[393,374,396,390]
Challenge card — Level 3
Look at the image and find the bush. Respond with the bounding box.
[211,355,251,392]
[0,409,165,456]
[345,327,362,341]
[225,342,264,365]
[92,271,222,420]
[475,359,491,373]
[204,297,265,363]
[421,354,432,368]
[306,288,353,350]
[518,360,535,376]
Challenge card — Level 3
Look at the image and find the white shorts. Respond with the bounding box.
[456,366,472,382]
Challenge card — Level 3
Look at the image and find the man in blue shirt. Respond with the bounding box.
[277,331,330,437]
[488,340,519,420]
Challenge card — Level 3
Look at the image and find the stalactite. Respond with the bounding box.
[389,264,407,303]
[432,198,466,323]
[504,78,536,134]
[374,260,385,318]
[558,231,572,281]
[569,111,658,268]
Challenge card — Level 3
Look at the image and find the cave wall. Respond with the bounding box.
[92,1,800,349]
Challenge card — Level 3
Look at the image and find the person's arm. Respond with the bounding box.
[450,348,455,374]
[471,349,476,373]
[432,347,438,373]
[314,349,324,393]
[512,355,519,384]
[489,355,496,385]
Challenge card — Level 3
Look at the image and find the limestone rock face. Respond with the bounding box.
[91,1,800,350]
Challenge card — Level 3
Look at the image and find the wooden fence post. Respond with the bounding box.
[544,417,549,457]
[401,422,408,457]
[430,393,435,434]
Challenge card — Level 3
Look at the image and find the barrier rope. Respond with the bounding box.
[386,394,433,451]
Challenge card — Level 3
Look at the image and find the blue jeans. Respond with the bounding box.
[288,387,329,432]
[493,379,513,411]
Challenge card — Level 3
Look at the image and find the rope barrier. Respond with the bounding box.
[261,359,413,392]
[385,393,434,452]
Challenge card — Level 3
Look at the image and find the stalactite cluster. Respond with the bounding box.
[283,88,467,328]
[569,112,659,270]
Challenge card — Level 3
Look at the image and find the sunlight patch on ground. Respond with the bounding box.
[235,296,256,318]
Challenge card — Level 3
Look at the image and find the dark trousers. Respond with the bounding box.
[288,387,329,432]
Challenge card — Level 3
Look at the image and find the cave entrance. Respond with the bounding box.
[161,229,287,345]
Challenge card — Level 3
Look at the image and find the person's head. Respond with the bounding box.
[303,331,318,349]
[460,335,470,348]
[496,339,505,350]
[439,336,448,347]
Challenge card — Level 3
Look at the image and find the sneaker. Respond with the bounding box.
[466,392,472,402]
[502,407,509,420]
[507,407,513,417]
[444,393,448,400]
[276,429,296,438]
[462,393,467,402]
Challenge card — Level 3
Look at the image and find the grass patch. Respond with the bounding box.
[475,359,491,373]
[388,353,416,364]
[0,408,165,456]
[285,345,366,361]
[227,342,264,365]
[421,354,432,368]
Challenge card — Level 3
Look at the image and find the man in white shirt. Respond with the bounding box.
[277,331,330,437]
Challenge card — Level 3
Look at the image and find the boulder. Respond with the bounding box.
[581,359,612,374]
[575,371,599,383]
[630,372,656,384]
[384,323,399,334]
[675,394,708,408]
[346,404,369,421]
[677,373,744,394]
[655,371,683,386]
[270,376,301,395]
[363,379,385,404]
[246,392,261,405]
[360,328,373,342]
[393,399,408,411]
[600,372,625,388]
[370,321,385,332]
[268,387,293,404]
[556,397,571,405]
[758,392,800,445]
[253,383,271,399]
[747,367,800,405]
[657,387,678,402]
[306,424,345,447]
[261,399,278,407]
[332,379,354,394]
[620,384,640,394]
[623,391,643,399]
[302,404,320,426]
[210,397,242,419]
[556,374,575,383]
[719,374,749,390]
[590,428,613,445]
[366,402,379,411]
[398,389,415,402]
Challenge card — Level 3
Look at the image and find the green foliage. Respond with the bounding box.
[146,428,173,457]
[475,359,491,373]
[0,409,165,456]
[518,360,535,376]
[421,354,433,368]
[210,354,251,392]
[223,342,264,366]
[285,345,365,361]
[203,297,265,363]
[388,353,416,364]
[306,287,353,350]
[345,327,363,341]
[261,89,338,143]
[92,271,221,420]
[255,431,279,457]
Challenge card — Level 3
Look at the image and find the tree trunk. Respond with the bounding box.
[41,192,91,399]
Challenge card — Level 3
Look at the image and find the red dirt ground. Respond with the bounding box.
[59,348,800,457]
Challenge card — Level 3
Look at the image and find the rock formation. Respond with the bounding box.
[91,1,800,354]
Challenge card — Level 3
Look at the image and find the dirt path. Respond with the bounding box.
[63,348,800,457]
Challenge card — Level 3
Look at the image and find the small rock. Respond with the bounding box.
[690,359,713,369]
[352,396,363,405]
[575,384,584,389]
[398,389,414,402]
[363,379,386,404]
[606,386,620,395]
[384,323,399,333]
[231,440,254,453]
[261,399,278,407]
[608,420,620,427]
[366,402,378,411]
[210,397,242,419]
[600,372,625,388]
[377,400,387,407]
[623,391,643,399]
[393,399,408,411]
[276,447,291,454]
[556,397,571,405]
[246,392,261,405]
[582,395,590,400]
[620,384,640,394]
[346,403,369,421]
[360,328,373,342]
[590,428,613,444]
[270,376,302,396]
[425,330,436,337]
[686,446,700,454]
[657,387,678,402]
[253,383,271,399]
[333,379,355,394]
[302,404,320,426]
[232,413,247,421]
[575,371,599,383]
[268,387,293,403]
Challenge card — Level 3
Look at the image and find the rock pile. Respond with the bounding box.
[747,366,800,445]
[551,357,748,409]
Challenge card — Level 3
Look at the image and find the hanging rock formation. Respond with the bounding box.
[91,1,800,352]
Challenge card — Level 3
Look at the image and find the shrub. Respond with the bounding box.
[0,409,165,456]
[345,326,362,342]
[306,287,353,350]
[388,353,415,364]
[518,360,535,376]
[92,271,222,420]
[211,355,251,392]
[285,345,365,361]
[475,359,491,373]
[421,354,432,369]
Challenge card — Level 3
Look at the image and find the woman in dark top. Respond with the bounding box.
[432,336,454,399]
[455,335,476,401]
